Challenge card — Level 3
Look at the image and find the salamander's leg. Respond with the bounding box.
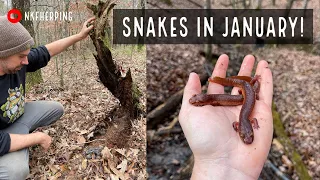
[250,75,261,85]
[251,76,260,100]
[250,118,259,129]
[232,122,239,132]
[255,92,260,100]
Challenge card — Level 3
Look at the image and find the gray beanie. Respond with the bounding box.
[0,16,35,58]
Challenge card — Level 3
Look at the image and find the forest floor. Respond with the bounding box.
[147,0,319,179]
[147,44,320,180]
[26,45,146,179]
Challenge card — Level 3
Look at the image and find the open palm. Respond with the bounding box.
[179,54,273,179]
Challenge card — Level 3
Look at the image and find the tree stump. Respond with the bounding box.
[87,0,141,147]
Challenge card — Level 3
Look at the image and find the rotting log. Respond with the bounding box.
[272,103,311,180]
[87,0,139,117]
[147,51,219,129]
[147,73,209,129]
[86,1,142,148]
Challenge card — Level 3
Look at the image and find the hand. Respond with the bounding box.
[36,132,52,151]
[78,17,96,40]
[179,54,273,179]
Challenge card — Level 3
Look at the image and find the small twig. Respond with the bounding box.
[156,127,182,136]
[265,160,290,180]
[282,111,292,122]
[156,116,179,135]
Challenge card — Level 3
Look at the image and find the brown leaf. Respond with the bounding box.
[103,165,111,174]
[109,165,125,180]
[77,135,86,144]
[110,174,120,180]
[117,159,128,173]
[101,147,113,160]
[48,164,59,175]
[115,149,126,157]
[81,159,88,170]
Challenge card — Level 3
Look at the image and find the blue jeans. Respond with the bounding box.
[0,101,64,180]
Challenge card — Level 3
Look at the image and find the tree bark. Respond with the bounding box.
[12,0,43,91]
[87,0,139,117]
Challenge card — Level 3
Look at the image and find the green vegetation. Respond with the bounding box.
[272,103,312,180]
[26,71,43,92]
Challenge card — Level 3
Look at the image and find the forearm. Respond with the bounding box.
[45,33,82,57]
[192,160,256,180]
[9,132,45,152]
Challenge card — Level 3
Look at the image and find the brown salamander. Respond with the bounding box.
[208,76,260,144]
[189,94,243,106]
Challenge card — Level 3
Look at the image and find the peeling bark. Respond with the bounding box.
[87,0,138,117]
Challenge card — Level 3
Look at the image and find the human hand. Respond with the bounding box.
[36,132,52,151]
[179,54,273,179]
[78,17,95,39]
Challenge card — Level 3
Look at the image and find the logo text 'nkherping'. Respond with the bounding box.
[7,9,73,23]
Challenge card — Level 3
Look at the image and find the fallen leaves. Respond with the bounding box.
[77,135,86,144]
[26,47,146,179]
[100,147,142,179]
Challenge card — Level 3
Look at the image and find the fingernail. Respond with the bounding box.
[189,72,196,79]
[188,72,195,83]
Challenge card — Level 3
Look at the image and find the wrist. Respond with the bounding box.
[33,132,46,143]
[192,158,256,180]
[76,33,86,40]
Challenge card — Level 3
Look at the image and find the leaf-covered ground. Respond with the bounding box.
[26,46,146,179]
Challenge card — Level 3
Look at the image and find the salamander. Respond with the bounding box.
[189,94,243,106]
[228,75,260,100]
[208,76,260,144]
[189,76,260,107]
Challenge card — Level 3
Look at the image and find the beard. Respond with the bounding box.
[0,60,23,75]
[4,66,23,74]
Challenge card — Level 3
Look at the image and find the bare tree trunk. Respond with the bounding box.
[303,0,309,15]
[243,0,247,8]
[12,1,34,36]
[12,0,43,91]
[54,1,59,75]
[131,0,136,62]
[285,0,295,18]
[58,0,70,88]
[6,0,9,11]
[257,0,262,9]
[286,0,295,9]
[204,0,213,76]
[232,0,236,8]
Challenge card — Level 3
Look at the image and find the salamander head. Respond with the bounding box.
[189,94,205,106]
[239,125,254,144]
[239,128,254,144]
